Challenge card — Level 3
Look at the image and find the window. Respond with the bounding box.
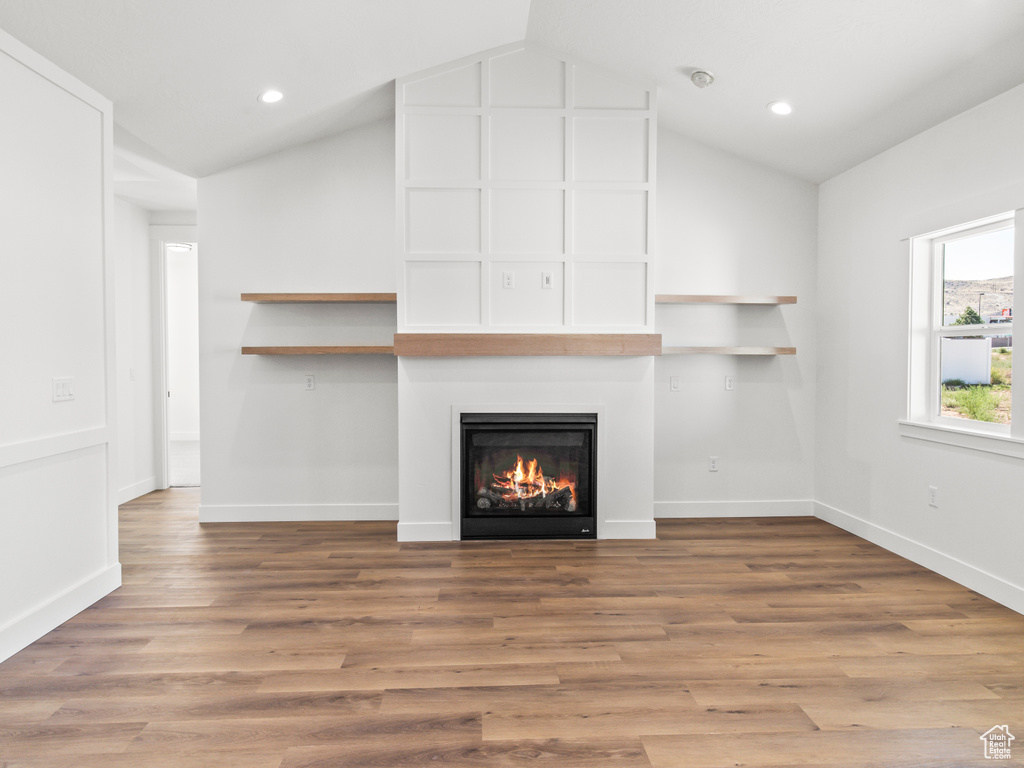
[905,211,1022,454]
[937,221,1014,426]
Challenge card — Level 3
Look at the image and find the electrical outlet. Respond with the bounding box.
[709,456,719,472]
[928,485,938,508]
[725,375,735,391]
[304,373,315,391]
[502,271,515,289]
[541,271,553,289]
[669,376,680,392]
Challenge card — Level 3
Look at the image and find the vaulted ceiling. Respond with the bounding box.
[2,0,1023,199]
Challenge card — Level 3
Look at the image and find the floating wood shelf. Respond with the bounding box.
[241,292,397,303]
[657,295,797,355]
[656,294,797,305]
[393,333,663,357]
[662,346,796,356]
[241,340,793,356]
[241,346,395,355]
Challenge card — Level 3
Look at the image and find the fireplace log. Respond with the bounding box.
[478,485,576,511]
[544,487,573,510]
[476,489,504,506]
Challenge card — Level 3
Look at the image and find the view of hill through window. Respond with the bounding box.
[940,226,1013,424]
[943,227,1014,323]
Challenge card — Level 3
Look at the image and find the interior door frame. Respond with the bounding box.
[150,225,198,489]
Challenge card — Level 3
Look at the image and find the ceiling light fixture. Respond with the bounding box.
[768,101,793,116]
[258,89,284,104]
[690,70,715,89]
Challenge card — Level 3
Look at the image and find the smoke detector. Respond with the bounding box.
[690,70,715,89]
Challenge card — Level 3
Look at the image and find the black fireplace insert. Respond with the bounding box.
[460,412,596,539]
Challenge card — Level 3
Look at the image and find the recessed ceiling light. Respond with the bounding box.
[768,101,793,116]
[258,89,284,104]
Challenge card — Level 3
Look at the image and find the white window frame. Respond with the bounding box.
[901,209,1023,458]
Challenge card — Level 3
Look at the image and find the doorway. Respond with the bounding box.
[164,241,200,486]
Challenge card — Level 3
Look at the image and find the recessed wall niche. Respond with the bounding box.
[397,43,654,332]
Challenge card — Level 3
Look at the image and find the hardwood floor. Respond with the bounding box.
[2,488,1022,767]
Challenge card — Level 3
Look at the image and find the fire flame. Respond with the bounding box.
[492,455,576,502]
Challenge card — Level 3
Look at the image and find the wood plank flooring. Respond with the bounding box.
[1,488,1022,767]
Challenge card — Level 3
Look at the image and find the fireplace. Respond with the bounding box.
[460,413,597,539]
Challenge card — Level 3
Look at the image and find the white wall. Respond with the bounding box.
[0,28,120,662]
[817,83,1024,613]
[195,81,817,530]
[397,43,655,333]
[198,120,399,521]
[166,246,201,440]
[114,198,158,502]
[653,128,818,516]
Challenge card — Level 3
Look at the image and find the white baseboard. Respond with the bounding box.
[118,476,158,505]
[169,432,200,442]
[655,499,815,518]
[199,503,399,523]
[397,521,454,542]
[814,500,1024,616]
[0,563,121,664]
[600,519,657,539]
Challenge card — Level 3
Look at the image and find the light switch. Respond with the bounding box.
[52,376,75,402]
